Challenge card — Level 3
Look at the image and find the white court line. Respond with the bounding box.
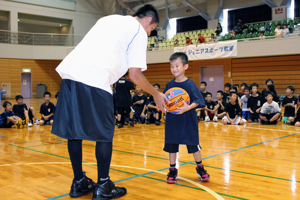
[0,162,224,200]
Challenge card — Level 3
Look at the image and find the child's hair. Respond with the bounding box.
[153,83,160,88]
[229,92,237,97]
[267,84,275,92]
[224,83,231,88]
[265,79,273,84]
[241,83,248,87]
[206,92,212,97]
[15,95,23,100]
[169,52,188,65]
[266,92,274,98]
[44,92,51,97]
[55,92,59,99]
[233,84,239,88]
[287,86,295,93]
[244,87,250,92]
[200,81,207,86]
[122,71,129,77]
[250,83,259,90]
[3,101,11,108]
[230,86,238,93]
[217,90,224,96]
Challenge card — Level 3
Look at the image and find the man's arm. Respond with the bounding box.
[129,68,167,112]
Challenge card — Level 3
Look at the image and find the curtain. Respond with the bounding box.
[295,0,300,17]
[228,4,272,31]
[176,15,207,33]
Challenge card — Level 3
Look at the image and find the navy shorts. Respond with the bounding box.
[51,79,114,142]
[164,143,201,154]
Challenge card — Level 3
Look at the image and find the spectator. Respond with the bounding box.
[238,19,244,28]
[282,86,298,125]
[282,24,289,37]
[241,87,250,121]
[259,92,281,125]
[185,37,193,46]
[259,32,265,40]
[173,39,179,47]
[222,92,244,125]
[154,40,159,49]
[262,79,278,102]
[204,93,217,122]
[229,30,236,39]
[240,83,248,94]
[209,33,215,42]
[215,23,222,36]
[196,34,205,46]
[275,24,282,38]
[247,83,262,123]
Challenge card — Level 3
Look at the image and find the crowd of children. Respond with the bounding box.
[0,92,56,128]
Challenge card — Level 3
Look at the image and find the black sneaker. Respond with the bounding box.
[196,164,210,181]
[117,123,123,128]
[155,120,160,126]
[166,168,178,184]
[128,120,134,127]
[92,179,127,200]
[145,119,151,124]
[69,172,95,197]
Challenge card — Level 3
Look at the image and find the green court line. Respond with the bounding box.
[9,144,247,200]
[0,131,50,138]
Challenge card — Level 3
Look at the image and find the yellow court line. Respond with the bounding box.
[0,162,224,200]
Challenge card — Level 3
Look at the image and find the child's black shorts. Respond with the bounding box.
[164,143,201,154]
[0,119,14,128]
[249,112,259,121]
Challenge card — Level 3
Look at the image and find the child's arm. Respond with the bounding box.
[219,101,225,110]
[231,115,238,123]
[147,104,157,110]
[226,112,234,125]
[238,97,242,108]
[176,102,198,115]
[141,105,146,118]
[7,116,18,124]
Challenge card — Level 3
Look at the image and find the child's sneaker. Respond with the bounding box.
[155,120,160,126]
[23,118,29,128]
[28,120,33,127]
[213,115,218,122]
[117,123,123,128]
[196,164,210,181]
[16,118,23,128]
[34,119,40,125]
[204,116,210,122]
[166,168,178,184]
[128,120,134,127]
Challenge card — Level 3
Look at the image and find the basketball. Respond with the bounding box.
[164,87,190,114]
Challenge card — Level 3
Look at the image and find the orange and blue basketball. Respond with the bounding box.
[164,87,190,114]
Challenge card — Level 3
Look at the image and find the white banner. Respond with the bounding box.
[174,40,237,60]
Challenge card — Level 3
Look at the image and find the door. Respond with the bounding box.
[21,73,32,98]
[200,65,224,99]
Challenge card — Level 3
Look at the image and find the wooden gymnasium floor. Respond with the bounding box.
[0,98,300,200]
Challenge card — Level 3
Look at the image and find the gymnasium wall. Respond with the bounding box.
[0,58,61,98]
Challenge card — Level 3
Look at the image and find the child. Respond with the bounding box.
[0,101,22,128]
[247,83,262,123]
[13,95,39,127]
[229,86,242,107]
[261,79,277,101]
[234,84,243,98]
[294,102,300,127]
[196,81,209,121]
[55,92,59,107]
[115,72,135,128]
[240,87,250,121]
[240,83,248,94]
[164,52,209,184]
[259,92,281,125]
[204,93,217,122]
[39,92,55,126]
[215,90,226,120]
[146,83,161,125]
[132,85,148,124]
[222,92,244,125]
[282,86,298,124]
[223,83,231,101]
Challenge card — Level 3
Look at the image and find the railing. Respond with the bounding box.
[0,30,85,46]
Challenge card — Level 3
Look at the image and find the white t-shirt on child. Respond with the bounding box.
[260,101,280,114]
[241,95,250,111]
[56,15,148,94]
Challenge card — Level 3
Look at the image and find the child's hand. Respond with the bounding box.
[250,110,254,114]
[256,109,260,113]
[176,101,190,115]
[140,113,145,118]
[137,100,143,104]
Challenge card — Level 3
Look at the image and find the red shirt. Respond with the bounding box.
[186,39,192,45]
[197,36,205,43]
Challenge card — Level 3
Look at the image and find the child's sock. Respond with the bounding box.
[170,164,176,169]
[196,161,202,167]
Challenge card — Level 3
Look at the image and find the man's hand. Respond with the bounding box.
[176,101,190,115]
[153,92,168,113]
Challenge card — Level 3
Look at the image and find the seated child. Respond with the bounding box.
[229,85,242,107]
[132,85,148,124]
[294,104,300,127]
[164,52,209,184]
[39,92,55,126]
[247,83,262,123]
[240,87,250,121]
[282,86,298,125]
[55,92,59,107]
[259,92,281,125]
[146,83,161,125]
[214,90,226,121]
[204,93,217,122]
[222,92,244,125]
[196,82,209,121]
[0,101,22,128]
[13,95,39,127]
[223,83,231,102]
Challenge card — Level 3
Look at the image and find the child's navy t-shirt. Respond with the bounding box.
[247,95,262,112]
[205,100,216,110]
[225,102,242,118]
[217,100,226,114]
[164,78,205,145]
[282,96,298,117]
[13,103,28,118]
[40,102,56,116]
[133,94,148,115]
[0,110,15,125]
[115,78,135,108]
